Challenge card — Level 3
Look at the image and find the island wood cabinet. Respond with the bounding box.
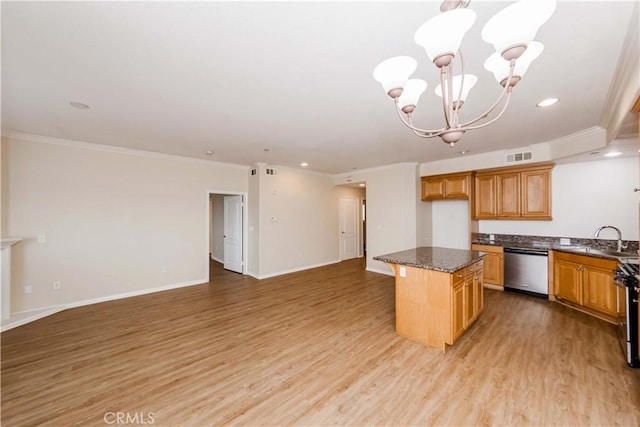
[392,260,484,351]
[471,244,504,288]
[553,251,618,320]
[473,164,552,220]
[421,172,472,200]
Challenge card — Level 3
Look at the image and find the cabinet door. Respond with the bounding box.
[474,268,484,315]
[450,281,466,343]
[521,169,551,219]
[444,175,469,198]
[464,275,476,326]
[554,259,582,304]
[583,265,617,316]
[496,173,520,217]
[422,177,445,200]
[474,175,497,219]
[482,252,504,285]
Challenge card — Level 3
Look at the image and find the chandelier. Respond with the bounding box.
[373,0,556,146]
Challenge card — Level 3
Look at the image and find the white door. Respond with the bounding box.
[339,197,359,260]
[223,195,243,273]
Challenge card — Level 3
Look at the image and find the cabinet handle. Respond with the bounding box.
[456,274,464,278]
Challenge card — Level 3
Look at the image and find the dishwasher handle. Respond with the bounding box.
[504,248,549,256]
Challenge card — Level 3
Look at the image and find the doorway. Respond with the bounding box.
[337,183,366,261]
[208,191,247,276]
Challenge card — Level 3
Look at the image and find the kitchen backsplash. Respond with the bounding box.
[473,233,639,252]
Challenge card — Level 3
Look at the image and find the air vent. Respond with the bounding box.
[505,150,533,164]
[265,168,278,175]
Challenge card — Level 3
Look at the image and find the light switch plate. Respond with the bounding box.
[560,238,571,245]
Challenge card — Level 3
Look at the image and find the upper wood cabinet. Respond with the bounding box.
[421,172,472,200]
[473,164,552,220]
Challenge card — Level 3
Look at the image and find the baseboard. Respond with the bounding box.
[1,278,208,332]
[251,259,341,280]
[1,308,65,332]
[211,255,223,264]
[366,266,394,276]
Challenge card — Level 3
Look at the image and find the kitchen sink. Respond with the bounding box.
[571,247,637,259]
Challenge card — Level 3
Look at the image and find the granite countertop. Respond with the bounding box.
[373,247,485,273]
[473,239,637,261]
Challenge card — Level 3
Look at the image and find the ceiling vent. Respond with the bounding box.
[265,168,278,176]
[505,150,533,164]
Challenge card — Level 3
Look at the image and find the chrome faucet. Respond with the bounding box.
[594,225,627,252]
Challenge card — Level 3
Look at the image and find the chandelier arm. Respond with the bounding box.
[454,50,466,127]
[459,59,516,128]
[392,100,445,137]
[440,67,452,129]
[462,90,513,132]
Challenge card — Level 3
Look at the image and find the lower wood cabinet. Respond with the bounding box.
[471,244,504,288]
[553,252,617,320]
[391,259,484,351]
[451,261,484,344]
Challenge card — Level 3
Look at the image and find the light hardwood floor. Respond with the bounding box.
[2,258,639,426]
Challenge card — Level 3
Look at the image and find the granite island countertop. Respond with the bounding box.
[374,247,485,273]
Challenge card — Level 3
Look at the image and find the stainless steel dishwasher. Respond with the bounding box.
[503,247,549,298]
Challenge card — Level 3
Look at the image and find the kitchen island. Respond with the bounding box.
[374,247,485,351]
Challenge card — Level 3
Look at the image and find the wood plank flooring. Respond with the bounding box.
[2,258,639,426]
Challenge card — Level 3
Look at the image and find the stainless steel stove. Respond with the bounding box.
[614,258,639,368]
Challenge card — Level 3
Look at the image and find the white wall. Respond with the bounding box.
[334,163,418,275]
[2,135,248,314]
[254,165,341,278]
[478,157,639,240]
[432,200,470,249]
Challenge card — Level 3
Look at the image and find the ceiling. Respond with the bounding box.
[1,1,638,174]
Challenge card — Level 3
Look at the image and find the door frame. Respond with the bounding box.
[207,190,249,275]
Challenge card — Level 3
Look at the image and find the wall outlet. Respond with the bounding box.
[52,281,61,290]
[489,234,496,241]
[161,266,168,273]
[24,285,33,294]
[560,238,571,246]
[399,267,407,278]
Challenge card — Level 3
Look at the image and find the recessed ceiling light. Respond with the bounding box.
[69,101,90,109]
[604,151,622,157]
[205,150,214,155]
[458,150,470,155]
[359,183,365,187]
[536,98,559,107]
[300,162,308,167]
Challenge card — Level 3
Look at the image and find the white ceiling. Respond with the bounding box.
[1,1,638,174]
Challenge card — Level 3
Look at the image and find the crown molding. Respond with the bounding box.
[599,2,640,141]
[1,130,250,171]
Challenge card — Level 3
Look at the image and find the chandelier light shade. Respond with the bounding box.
[414,9,476,68]
[484,41,544,87]
[398,79,428,113]
[373,0,556,146]
[435,74,478,105]
[481,0,556,60]
[373,56,417,97]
